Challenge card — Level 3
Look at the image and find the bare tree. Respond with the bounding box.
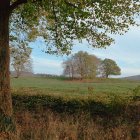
[10,46,32,78]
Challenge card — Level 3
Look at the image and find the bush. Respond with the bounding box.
[133,85,140,101]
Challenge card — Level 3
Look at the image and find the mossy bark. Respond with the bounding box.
[0,0,15,133]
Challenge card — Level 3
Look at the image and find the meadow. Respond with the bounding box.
[11,77,140,95]
[6,77,140,140]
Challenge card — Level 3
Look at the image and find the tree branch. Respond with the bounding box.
[9,0,78,14]
[10,0,27,13]
[64,0,78,8]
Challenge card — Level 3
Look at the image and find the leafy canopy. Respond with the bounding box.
[101,58,121,78]
[63,51,100,78]
[10,0,140,54]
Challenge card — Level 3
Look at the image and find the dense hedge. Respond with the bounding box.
[11,85,140,126]
[12,93,139,119]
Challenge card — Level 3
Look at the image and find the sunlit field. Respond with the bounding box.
[11,77,140,94]
[8,77,140,140]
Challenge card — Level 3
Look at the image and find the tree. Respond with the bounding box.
[0,0,139,133]
[63,51,100,79]
[63,57,75,79]
[10,46,32,78]
[74,51,99,79]
[101,58,121,78]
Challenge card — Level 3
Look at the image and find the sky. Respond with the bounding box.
[30,25,140,78]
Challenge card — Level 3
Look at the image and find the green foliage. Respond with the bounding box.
[63,51,100,79]
[0,110,16,132]
[12,87,138,118]
[133,85,140,94]
[133,85,140,101]
[10,0,140,54]
[100,58,121,78]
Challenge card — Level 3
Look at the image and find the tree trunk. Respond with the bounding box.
[71,66,74,80]
[15,67,20,78]
[106,74,109,78]
[0,0,15,133]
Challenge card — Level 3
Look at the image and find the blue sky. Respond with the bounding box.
[30,25,140,77]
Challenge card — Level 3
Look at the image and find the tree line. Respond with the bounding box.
[63,51,121,79]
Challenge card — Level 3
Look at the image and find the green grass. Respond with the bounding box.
[11,77,140,114]
[8,77,140,139]
[11,77,140,95]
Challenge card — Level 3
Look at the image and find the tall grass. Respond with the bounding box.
[0,108,138,140]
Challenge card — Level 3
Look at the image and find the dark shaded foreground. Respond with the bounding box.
[0,92,139,140]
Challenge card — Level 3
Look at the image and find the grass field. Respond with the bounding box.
[7,77,140,140]
[11,77,140,94]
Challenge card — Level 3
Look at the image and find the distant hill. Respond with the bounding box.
[123,75,140,80]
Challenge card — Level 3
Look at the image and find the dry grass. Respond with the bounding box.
[1,109,137,140]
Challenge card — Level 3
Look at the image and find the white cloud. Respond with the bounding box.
[32,56,63,75]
